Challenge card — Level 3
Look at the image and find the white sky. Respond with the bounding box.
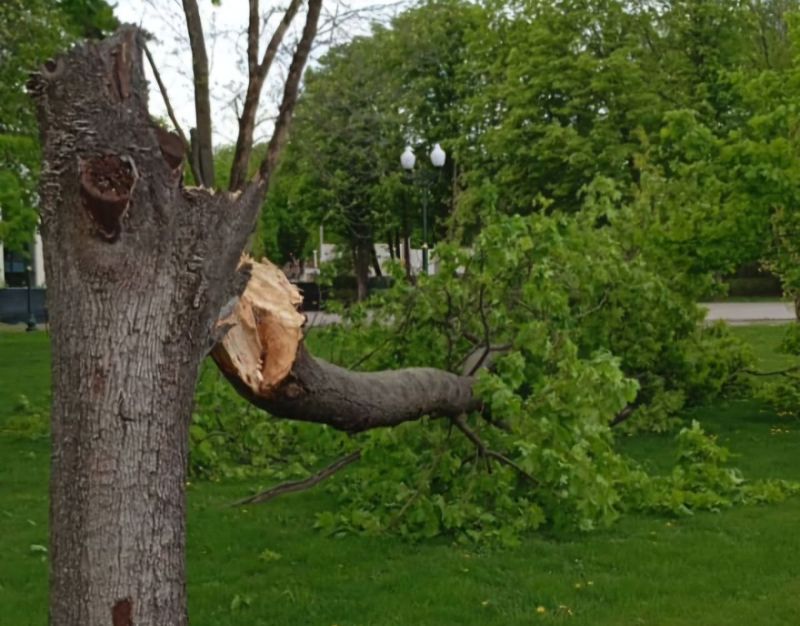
[115,0,405,145]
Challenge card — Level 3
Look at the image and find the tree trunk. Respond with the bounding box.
[353,239,371,301]
[370,244,383,278]
[30,28,260,625]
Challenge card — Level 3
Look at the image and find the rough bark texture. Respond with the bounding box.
[212,259,479,432]
[238,344,480,433]
[30,28,261,626]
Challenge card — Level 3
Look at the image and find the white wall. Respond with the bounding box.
[34,231,45,287]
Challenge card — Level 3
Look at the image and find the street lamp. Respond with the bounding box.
[400,142,446,274]
[26,263,36,332]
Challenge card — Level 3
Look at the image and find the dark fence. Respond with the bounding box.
[0,288,47,324]
[292,276,395,310]
[725,264,782,298]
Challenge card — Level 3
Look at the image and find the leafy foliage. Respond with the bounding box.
[193,209,792,544]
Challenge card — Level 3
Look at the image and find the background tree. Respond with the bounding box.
[0,0,116,255]
[267,0,483,293]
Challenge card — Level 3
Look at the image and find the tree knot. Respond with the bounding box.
[79,155,137,242]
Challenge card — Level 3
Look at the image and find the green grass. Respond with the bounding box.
[1,326,799,625]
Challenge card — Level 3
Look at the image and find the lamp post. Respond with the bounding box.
[26,263,36,332]
[400,143,446,275]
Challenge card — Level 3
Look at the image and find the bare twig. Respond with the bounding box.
[575,293,608,320]
[347,300,416,370]
[231,449,362,506]
[462,285,493,377]
[452,415,538,487]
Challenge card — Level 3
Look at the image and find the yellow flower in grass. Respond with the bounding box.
[536,606,547,614]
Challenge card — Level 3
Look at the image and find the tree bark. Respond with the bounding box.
[227,344,479,433]
[30,28,261,625]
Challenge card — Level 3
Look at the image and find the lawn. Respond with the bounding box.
[1,325,799,625]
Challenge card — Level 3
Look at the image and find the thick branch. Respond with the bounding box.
[238,345,478,432]
[256,0,322,189]
[230,0,304,191]
[182,0,214,186]
[212,257,479,432]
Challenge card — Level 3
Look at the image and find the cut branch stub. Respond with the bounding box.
[213,256,306,395]
[155,125,185,173]
[79,155,137,242]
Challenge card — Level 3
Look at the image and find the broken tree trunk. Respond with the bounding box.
[30,28,264,626]
[212,257,480,433]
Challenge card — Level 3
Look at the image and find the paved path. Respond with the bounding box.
[302,302,796,328]
[700,302,795,325]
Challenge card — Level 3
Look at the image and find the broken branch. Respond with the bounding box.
[232,449,362,506]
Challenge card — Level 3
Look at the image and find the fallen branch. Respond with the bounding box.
[213,258,479,433]
[232,449,362,506]
[609,405,635,427]
[743,365,800,377]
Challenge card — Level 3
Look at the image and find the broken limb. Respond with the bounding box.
[212,258,480,434]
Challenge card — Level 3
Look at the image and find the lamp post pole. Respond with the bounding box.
[26,262,36,332]
[421,192,429,275]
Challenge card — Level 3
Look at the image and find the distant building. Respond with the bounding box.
[0,232,45,288]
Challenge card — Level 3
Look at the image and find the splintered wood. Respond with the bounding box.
[213,256,305,395]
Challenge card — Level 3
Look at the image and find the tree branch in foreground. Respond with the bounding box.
[232,449,362,506]
[211,257,480,433]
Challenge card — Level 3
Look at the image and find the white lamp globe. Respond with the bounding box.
[400,146,416,170]
[430,143,446,168]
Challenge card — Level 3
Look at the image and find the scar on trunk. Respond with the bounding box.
[112,598,132,626]
[79,155,136,242]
